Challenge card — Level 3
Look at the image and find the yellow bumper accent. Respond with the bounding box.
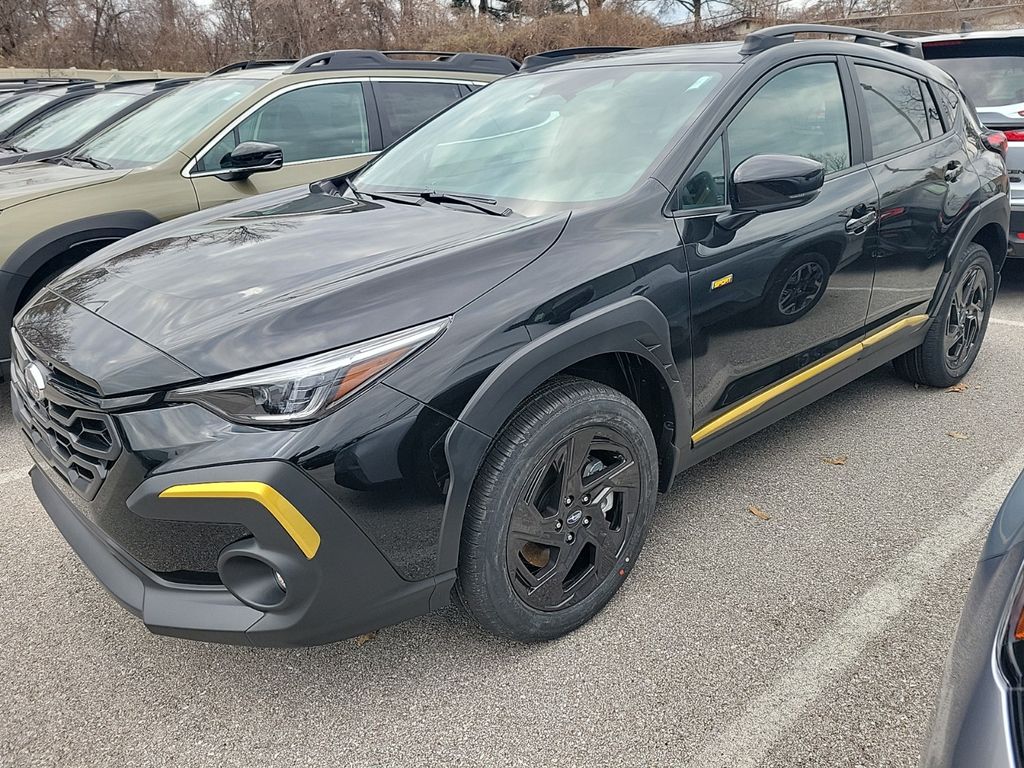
[691,314,929,444]
[158,482,321,559]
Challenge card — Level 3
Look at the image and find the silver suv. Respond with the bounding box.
[920,29,1024,255]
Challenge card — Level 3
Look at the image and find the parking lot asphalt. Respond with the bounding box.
[2,265,1024,768]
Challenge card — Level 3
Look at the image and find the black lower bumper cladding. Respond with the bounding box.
[33,460,454,647]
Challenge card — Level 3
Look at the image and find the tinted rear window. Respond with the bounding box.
[923,38,1024,107]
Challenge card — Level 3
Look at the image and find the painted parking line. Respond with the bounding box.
[692,445,1024,768]
[991,317,1024,329]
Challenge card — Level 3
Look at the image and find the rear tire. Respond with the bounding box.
[893,242,994,387]
[456,376,658,642]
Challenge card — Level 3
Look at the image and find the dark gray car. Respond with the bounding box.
[924,471,1024,767]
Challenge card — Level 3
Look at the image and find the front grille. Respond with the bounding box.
[11,335,121,501]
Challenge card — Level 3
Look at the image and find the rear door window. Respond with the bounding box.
[373,81,466,143]
[855,65,930,158]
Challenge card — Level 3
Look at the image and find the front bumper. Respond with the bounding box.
[923,545,1023,767]
[32,457,452,647]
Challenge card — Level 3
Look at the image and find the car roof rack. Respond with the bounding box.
[208,59,297,76]
[289,49,519,76]
[740,24,924,59]
[521,46,638,71]
[96,77,198,91]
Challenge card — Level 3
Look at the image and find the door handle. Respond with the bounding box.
[845,209,877,235]
[945,160,963,182]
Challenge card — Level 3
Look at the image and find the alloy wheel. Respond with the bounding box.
[945,265,987,370]
[506,426,641,612]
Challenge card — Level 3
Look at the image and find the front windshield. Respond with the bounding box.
[79,78,264,169]
[6,91,139,152]
[0,92,57,133]
[355,63,735,207]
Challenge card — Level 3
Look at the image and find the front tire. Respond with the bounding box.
[893,242,994,387]
[456,376,658,642]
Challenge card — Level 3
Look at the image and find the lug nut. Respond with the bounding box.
[566,532,575,544]
[564,495,574,506]
[555,520,563,531]
[581,494,590,504]
[582,516,591,527]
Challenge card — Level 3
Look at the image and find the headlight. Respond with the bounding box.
[168,318,449,425]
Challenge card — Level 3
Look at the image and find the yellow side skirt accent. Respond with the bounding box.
[691,314,929,444]
[159,482,321,559]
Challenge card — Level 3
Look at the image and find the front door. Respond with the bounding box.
[673,59,879,444]
[189,80,378,210]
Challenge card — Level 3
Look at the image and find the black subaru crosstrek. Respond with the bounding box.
[13,26,1011,646]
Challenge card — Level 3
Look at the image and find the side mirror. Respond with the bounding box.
[728,154,825,218]
[216,141,284,181]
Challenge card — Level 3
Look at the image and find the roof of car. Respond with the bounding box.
[528,27,956,88]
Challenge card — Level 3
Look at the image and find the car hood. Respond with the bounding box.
[0,160,129,209]
[43,185,569,383]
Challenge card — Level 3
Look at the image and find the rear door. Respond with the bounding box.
[189,80,381,209]
[851,61,977,325]
[674,58,879,443]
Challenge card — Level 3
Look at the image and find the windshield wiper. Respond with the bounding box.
[360,189,425,206]
[0,143,26,153]
[418,190,512,216]
[363,189,511,216]
[66,154,113,170]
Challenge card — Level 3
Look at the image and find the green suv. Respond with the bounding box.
[0,50,517,367]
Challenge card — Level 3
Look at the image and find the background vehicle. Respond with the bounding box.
[0,81,108,141]
[0,49,517,369]
[0,78,194,166]
[920,29,1024,257]
[923,471,1024,768]
[0,77,91,94]
[12,27,1009,647]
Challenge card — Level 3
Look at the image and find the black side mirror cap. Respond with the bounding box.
[216,141,284,181]
[729,154,825,216]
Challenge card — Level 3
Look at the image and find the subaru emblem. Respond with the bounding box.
[25,362,46,401]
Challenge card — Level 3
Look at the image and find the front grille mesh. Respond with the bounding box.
[11,335,120,501]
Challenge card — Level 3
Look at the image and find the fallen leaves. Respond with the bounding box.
[947,431,970,440]
[354,631,377,647]
[747,504,770,521]
[946,382,968,393]
[823,455,847,466]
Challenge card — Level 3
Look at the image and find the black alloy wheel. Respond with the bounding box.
[945,264,987,371]
[892,242,994,388]
[506,426,640,612]
[457,376,658,642]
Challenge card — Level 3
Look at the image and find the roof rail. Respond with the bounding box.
[289,49,519,76]
[208,59,297,76]
[740,24,923,59]
[522,46,638,71]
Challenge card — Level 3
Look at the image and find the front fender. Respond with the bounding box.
[434,296,686,574]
